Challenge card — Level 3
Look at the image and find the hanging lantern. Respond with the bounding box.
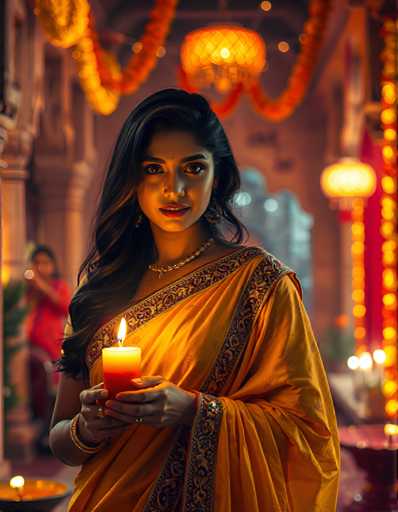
[180,25,266,93]
[320,157,377,209]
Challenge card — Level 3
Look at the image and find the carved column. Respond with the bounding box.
[35,158,95,287]
[35,55,96,288]
[1,129,40,460]
[0,0,24,474]
[0,0,44,461]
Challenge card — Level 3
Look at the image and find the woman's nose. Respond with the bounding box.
[164,171,186,196]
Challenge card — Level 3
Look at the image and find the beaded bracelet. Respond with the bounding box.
[70,414,105,455]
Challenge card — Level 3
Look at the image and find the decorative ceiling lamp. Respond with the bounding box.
[179,0,332,121]
[180,25,266,94]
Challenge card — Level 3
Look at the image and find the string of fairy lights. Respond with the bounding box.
[351,199,367,352]
[379,17,397,419]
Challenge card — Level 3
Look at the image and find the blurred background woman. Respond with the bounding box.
[26,244,71,451]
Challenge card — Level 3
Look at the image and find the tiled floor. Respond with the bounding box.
[9,447,365,511]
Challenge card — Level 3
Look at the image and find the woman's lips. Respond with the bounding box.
[159,207,191,218]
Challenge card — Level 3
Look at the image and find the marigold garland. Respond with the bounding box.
[35,0,178,114]
[72,14,120,115]
[179,66,244,118]
[248,0,332,122]
[35,0,90,48]
[97,0,178,94]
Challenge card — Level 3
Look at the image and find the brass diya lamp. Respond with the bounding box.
[339,423,398,511]
[0,475,71,512]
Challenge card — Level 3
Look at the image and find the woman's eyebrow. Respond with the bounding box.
[142,153,209,163]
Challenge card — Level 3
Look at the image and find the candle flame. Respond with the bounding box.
[384,423,398,436]
[9,475,25,489]
[117,317,127,345]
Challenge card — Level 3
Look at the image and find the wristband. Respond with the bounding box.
[69,414,105,455]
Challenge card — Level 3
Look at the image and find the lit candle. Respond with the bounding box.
[384,423,398,447]
[102,317,141,398]
[9,475,24,501]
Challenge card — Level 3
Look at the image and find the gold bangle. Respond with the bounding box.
[70,414,104,454]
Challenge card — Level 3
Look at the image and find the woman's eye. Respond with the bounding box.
[185,162,206,175]
[143,164,163,175]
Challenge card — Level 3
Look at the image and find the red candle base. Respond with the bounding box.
[104,370,141,398]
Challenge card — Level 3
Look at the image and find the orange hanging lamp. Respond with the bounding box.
[180,24,266,93]
[179,0,332,121]
[320,157,377,210]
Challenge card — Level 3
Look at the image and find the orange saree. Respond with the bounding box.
[67,246,340,512]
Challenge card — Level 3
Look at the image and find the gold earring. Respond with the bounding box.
[204,198,222,224]
[134,213,144,228]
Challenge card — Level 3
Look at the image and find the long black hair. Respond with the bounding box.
[58,88,248,379]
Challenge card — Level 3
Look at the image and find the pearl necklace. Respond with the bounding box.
[149,238,214,279]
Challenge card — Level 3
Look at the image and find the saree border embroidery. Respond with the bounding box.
[144,250,292,512]
[181,394,223,512]
[181,253,291,511]
[86,246,262,368]
[202,251,291,395]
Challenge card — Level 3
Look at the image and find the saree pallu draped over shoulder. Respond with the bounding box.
[67,246,340,512]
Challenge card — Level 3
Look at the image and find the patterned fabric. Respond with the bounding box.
[143,249,291,512]
[67,245,339,512]
[86,246,265,368]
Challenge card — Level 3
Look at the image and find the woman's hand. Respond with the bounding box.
[104,376,197,428]
[78,383,132,445]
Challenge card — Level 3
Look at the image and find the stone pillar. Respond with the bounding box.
[35,158,95,287]
[0,0,44,461]
[0,0,24,475]
[1,129,39,461]
[35,63,96,288]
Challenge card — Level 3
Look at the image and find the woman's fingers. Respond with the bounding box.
[129,375,163,390]
[80,387,108,405]
[104,401,161,422]
[114,388,164,404]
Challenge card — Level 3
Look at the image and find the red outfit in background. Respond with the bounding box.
[27,279,71,362]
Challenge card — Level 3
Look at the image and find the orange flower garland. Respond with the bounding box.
[35,0,178,114]
[248,0,332,122]
[35,0,90,48]
[72,14,120,115]
[97,0,178,94]
[179,66,244,118]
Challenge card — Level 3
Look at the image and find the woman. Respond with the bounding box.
[50,89,340,511]
[26,245,71,364]
[26,245,71,449]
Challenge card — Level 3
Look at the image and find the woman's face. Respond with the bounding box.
[136,130,215,233]
[32,252,55,278]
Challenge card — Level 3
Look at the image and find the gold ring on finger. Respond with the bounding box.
[97,406,105,418]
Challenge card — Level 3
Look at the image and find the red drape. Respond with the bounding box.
[361,130,383,349]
